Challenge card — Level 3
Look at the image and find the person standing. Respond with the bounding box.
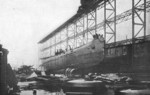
[33,89,37,95]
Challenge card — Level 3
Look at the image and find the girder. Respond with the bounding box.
[132,0,147,64]
[104,0,116,43]
[39,0,150,59]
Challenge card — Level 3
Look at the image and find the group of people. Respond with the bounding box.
[55,49,65,55]
[93,33,103,39]
[54,34,103,56]
[55,45,73,56]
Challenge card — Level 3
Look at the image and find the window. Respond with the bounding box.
[116,47,122,56]
[122,46,127,55]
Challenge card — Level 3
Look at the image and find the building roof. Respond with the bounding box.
[38,14,81,43]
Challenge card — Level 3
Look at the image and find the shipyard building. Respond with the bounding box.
[38,0,150,81]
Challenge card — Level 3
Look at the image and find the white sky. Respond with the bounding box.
[0,0,80,68]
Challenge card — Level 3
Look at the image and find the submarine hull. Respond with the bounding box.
[41,36,104,73]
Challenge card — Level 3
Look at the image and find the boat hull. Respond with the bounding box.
[41,37,104,73]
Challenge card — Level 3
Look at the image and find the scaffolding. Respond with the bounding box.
[38,0,150,61]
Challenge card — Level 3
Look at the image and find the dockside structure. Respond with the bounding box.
[0,45,18,95]
[0,44,8,95]
[38,0,150,80]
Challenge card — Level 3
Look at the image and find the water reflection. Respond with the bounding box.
[20,90,65,95]
[18,81,65,95]
[17,80,150,95]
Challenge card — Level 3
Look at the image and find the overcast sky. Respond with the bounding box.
[0,0,80,68]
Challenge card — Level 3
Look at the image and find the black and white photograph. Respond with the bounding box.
[0,0,150,95]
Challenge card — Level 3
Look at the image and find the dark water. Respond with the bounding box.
[17,81,114,95]
[19,90,65,95]
[18,81,65,95]
[17,81,150,95]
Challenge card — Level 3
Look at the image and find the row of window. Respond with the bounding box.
[105,46,127,56]
[134,44,144,55]
[105,43,145,56]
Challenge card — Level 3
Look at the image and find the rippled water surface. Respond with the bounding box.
[20,90,65,95]
[18,80,150,95]
[18,81,65,95]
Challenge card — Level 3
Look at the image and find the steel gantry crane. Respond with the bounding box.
[38,0,150,62]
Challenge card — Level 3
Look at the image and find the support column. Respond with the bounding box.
[132,0,146,64]
[76,17,84,46]
[54,35,56,53]
[104,0,116,43]
[49,39,51,56]
[86,10,97,42]
[132,0,146,40]
[66,25,69,51]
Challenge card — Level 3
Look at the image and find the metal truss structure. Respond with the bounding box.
[132,0,147,40]
[104,0,116,43]
[132,0,147,64]
[39,0,150,59]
